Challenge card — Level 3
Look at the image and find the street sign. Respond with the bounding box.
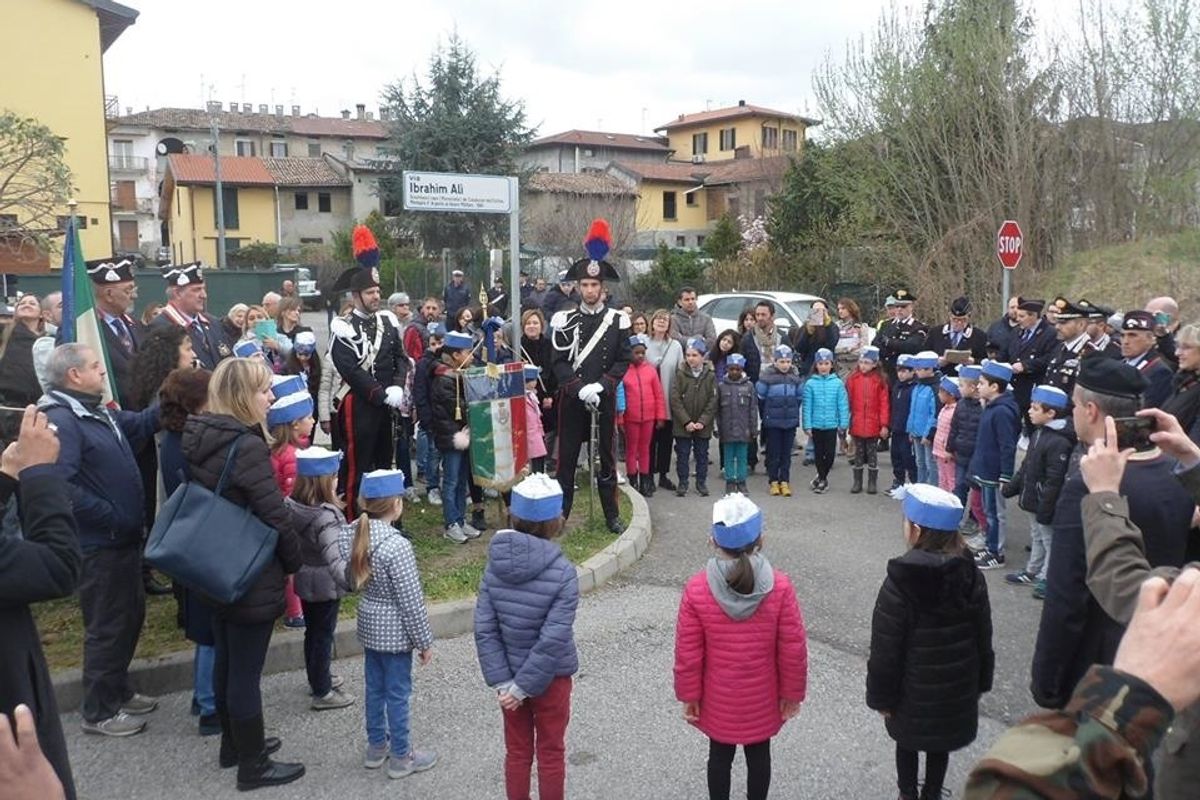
[996,220,1023,270]
[402,171,512,214]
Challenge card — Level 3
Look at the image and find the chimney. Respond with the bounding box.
[379,109,390,122]
[206,100,221,113]
[258,104,268,114]
[366,111,374,120]
[125,106,132,116]
[341,109,350,120]
[242,103,252,113]
[738,99,746,106]
[356,103,366,120]
[291,105,301,116]
[229,101,238,112]
[274,105,283,117]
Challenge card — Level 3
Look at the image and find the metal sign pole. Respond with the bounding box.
[508,177,520,334]
[1001,268,1011,317]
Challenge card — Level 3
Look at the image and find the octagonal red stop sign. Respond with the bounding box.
[996,220,1023,269]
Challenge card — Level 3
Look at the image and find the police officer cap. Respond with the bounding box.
[1076,357,1148,399]
[1122,310,1155,332]
[893,288,916,304]
[1051,296,1087,320]
[1017,298,1044,314]
[87,257,135,284]
[163,262,204,287]
[949,296,971,316]
[1077,298,1111,320]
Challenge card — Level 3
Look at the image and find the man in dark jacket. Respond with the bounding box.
[1121,310,1175,409]
[985,296,1020,360]
[540,272,577,318]
[874,288,928,381]
[1031,358,1193,710]
[442,269,472,321]
[39,344,160,738]
[925,296,988,377]
[0,406,81,798]
[1005,298,1059,434]
[412,324,444,503]
[149,262,230,370]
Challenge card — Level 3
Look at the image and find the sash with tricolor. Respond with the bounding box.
[465,362,528,490]
[59,216,120,406]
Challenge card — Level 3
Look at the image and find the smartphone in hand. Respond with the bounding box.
[1111,416,1157,452]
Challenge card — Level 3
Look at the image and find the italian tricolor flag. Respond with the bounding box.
[59,217,119,406]
[466,362,529,490]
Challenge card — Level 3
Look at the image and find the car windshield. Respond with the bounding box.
[785,300,816,323]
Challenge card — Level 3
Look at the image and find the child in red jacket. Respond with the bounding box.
[844,347,890,495]
[622,334,667,497]
[268,375,316,628]
[674,494,808,800]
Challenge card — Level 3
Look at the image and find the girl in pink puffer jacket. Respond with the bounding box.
[673,494,808,800]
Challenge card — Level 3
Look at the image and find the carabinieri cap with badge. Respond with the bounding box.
[86,257,135,284]
[163,261,204,286]
[332,225,382,292]
[562,219,621,282]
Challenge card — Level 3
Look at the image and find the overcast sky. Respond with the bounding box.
[106,0,1086,137]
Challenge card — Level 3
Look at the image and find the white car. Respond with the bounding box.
[697,291,828,337]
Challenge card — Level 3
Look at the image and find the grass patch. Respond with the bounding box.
[36,483,633,671]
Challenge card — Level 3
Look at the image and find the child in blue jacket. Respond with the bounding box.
[906,351,940,485]
[756,344,803,497]
[474,473,579,800]
[966,360,1022,570]
[802,348,850,494]
[888,355,918,496]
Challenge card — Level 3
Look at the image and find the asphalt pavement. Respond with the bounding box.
[65,312,1044,798]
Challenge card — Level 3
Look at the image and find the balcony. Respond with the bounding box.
[111,198,156,215]
[109,155,148,172]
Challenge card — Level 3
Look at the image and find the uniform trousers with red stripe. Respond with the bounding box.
[336,394,395,517]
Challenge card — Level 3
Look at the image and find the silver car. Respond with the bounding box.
[697,291,827,336]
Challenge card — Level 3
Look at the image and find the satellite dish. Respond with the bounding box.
[156,137,185,156]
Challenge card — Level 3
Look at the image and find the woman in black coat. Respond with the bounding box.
[866,488,994,800]
[518,308,557,447]
[181,358,305,791]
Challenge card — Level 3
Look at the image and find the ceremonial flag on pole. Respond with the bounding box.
[58,217,119,406]
[465,362,528,490]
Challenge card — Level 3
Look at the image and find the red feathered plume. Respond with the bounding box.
[583,218,611,262]
[352,224,380,268]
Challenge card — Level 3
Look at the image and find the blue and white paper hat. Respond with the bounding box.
[958,364,982,380]
[295,446,341,478]
[523,365,541,382]
[726,353,746,368]
[360,468,406,499]
[444,331,473,350]
[686,337,708,355]
[815,347,834,363]
[427,322,445,337]
[234,339,263,359]
[939,376,961,399]
[267,391,314,427]
[294,331,317,353]
[981,359,1014,383]
[860,346,880,363]
[773,344,793,360]
[510,472,563,522]
[896,354,914,369]
[901,483,964,532]
[1031,385,1069,410]
[271,374,307,398]
[910,350,939,370]
[712,494,763,550]
[629,333,649,348]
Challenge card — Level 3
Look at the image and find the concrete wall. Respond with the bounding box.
[665,116,806,162]
[278,187,352,245]
[523,145,669,173]
[171,185,277,265]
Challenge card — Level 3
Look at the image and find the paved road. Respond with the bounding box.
[65,312,1043,797]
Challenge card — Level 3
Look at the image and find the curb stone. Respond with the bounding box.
[50,483,652,711]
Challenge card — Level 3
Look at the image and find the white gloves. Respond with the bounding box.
[577,382,604,409]
[453,429,471,450]
[384,385,405,409]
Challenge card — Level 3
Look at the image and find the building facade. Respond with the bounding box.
[523,130,670,173]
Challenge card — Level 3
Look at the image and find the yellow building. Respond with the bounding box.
[655,101,817,163]
[160,155,278,265]
[0,0,138,272]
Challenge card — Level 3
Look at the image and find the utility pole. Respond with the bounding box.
[210,115,226,267]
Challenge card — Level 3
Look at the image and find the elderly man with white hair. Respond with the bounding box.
[262,291,282,320]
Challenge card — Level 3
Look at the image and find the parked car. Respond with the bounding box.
[154,246,171,266]
[697,291,827,336]
[294,266,322,310]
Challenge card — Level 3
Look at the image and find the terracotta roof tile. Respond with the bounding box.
[703,155,794,186]
[115,107,389,139]
[261,157,350,187]
[166,154,275,186]
[610,160,704,184]
[655,103,820,132]
[529,129,669,152]
[526,172,636,196]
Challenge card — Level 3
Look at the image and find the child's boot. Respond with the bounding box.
[641,474,656,497]
[725,480,736,494]
[696,480,709,497]
[470,505,487,533]
[850,468,863,494]
[780,481,792,497]
[736,481,748,495]
[867,469,879,494]
[769,481,780,496]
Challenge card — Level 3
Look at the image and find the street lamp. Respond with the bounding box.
[207,113,226,268]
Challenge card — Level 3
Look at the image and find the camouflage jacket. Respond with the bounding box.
[964,665,1173,799]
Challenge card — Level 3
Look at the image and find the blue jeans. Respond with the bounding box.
[912,438,935,485]
[764,426,797,482]
[440,448,471,527]
[953,460,970,504]
[193,644,215,717]
[980,484,1007,555]
[418,427,440,487]
[674,435,710,486]
[364,649,413,757]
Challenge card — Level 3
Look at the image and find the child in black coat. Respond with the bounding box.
[1001,385,1076,600]
[867,483,994,800]
[887,355,918,495]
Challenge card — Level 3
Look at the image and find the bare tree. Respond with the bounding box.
[521,173,638,278]
[0,110,73,254]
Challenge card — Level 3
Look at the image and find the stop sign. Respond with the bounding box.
[996,220,1023,270]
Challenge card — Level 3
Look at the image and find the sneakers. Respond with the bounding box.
[462,521,483,539]
[675,484,687,497]
[780,481,792,497]
[735,481,748,495]
[364,742,389,769]
[330,674,344,690]
[443,523,468,544]
[388,749,438,779]
[616,472,627,485]
[284,616,306,629]
[1005,571,1036,586]
[81,712,147,737]
[427,488,442,506]
[964,532,988,553]
[812,479,826,494]
[809,477,820,490]
[769,481,781,496]
[311,688,355,711]
[404,487,422,504]
[696,482,709,497]
[470,510,488,533]
[976,551,1006,570]
[198,713,221,737]
[1032,580,1047,600]
[725,480,736,494]
[120,693,159,716]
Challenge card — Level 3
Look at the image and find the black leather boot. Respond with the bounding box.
[850,469,863,494]
[642,474,655,496]
[233,715,305,791]
[867,469,879,495]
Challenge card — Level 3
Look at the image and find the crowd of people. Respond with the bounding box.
[0,225,1198,800]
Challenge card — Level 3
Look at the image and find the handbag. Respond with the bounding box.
[145,436,279,604]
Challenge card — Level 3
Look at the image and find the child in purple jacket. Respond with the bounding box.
[474,473,579,800]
